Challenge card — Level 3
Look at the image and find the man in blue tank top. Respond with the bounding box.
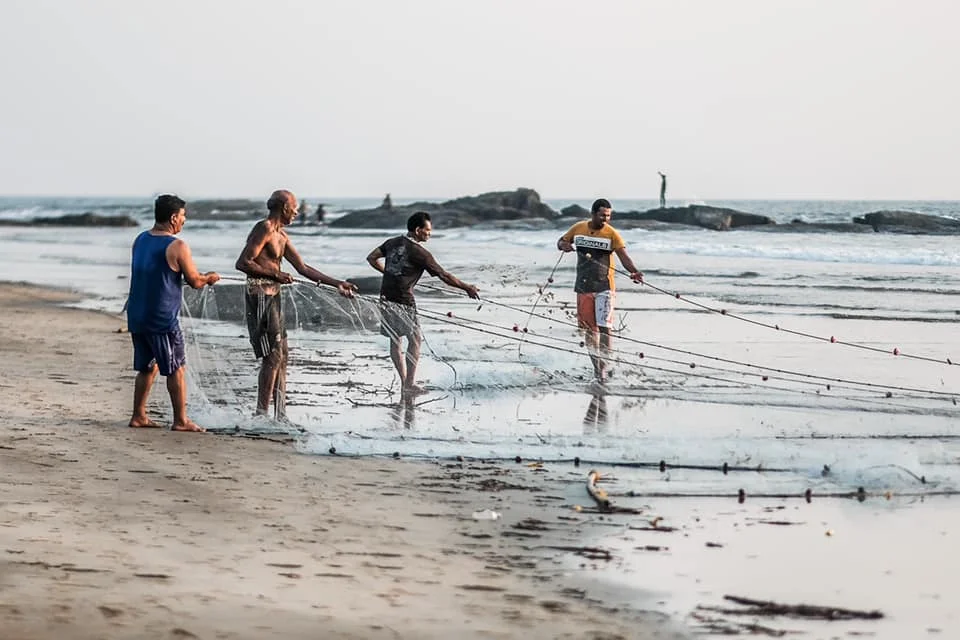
[127,195,220,432]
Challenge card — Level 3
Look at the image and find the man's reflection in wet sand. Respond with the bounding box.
[392,396,416,429]
[582,386,608,434]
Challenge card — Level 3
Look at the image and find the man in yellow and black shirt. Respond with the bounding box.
[558,198,642,383]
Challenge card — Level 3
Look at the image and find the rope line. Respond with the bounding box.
[208,274,958,405]
[615,266,958,367]
[413,281,958,400]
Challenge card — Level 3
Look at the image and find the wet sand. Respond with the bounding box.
[0,283,686,639]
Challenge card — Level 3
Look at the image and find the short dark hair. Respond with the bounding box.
[407,211,431,232]
[591,198,611,214]
[155,194,186,224]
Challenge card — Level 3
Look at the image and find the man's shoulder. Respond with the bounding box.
[381,235,405,250]
[406,238,435,259]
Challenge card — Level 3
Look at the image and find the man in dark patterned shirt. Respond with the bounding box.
[367,211,479,398]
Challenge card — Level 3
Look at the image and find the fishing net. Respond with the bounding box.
[177,270,959,496]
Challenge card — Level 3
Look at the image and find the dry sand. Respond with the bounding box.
[0,283,686,639]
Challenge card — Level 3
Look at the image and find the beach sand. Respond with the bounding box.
[0,283,686,639]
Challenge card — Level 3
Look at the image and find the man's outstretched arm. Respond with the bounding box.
[172,240,219,289]
[284,241,356,297]
[614,247,643,282]
[435,267,479,299]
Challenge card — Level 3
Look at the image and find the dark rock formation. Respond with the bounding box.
[329,188,557,230]
[0,212,138,227]
[615,205,776,231]
[853,210,960,234]
[560,204,589,218]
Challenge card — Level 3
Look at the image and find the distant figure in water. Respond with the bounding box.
[382,193,393,211]
[367,211,479,398]
[658,172,667,209]
[126,194,220,432]
[298,199,308,225]
[235,190,356,418]
[316,203,326,224]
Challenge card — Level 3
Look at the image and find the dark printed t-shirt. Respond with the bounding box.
[378,236,442,306]
[560,221,626,293]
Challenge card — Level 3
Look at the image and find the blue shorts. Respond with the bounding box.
[131,328,186,376]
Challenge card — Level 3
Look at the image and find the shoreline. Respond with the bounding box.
[0,282,684,639]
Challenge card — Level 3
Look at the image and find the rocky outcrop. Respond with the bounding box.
[559,204,589,218]
[0,212,138,227]
[329,188,557,230]
[615,205,776,231]
[852,210,960,234]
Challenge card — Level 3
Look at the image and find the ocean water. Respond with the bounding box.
[4,195,960,635]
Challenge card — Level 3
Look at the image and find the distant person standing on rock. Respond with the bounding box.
[298,199,308,225]
[316,203,326,224]
[127,194,220,432]
[382,193,393,211]
[659,172,667,209]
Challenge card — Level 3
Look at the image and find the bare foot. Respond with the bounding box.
[128,418,162,428]
[171,420,206,433]
[403,384,427,398]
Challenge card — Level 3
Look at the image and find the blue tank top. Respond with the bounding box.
[126,231,183,333]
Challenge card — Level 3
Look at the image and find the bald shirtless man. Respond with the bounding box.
[235,190,356,418]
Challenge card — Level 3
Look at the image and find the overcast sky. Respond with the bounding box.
[0,0,956,200]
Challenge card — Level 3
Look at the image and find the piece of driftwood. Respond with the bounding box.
[546,545,612,561]
[708,595,883,621]
[586,470,611,511]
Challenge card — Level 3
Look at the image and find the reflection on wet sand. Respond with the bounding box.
[582,386,608,434]
[392,396,416,429]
